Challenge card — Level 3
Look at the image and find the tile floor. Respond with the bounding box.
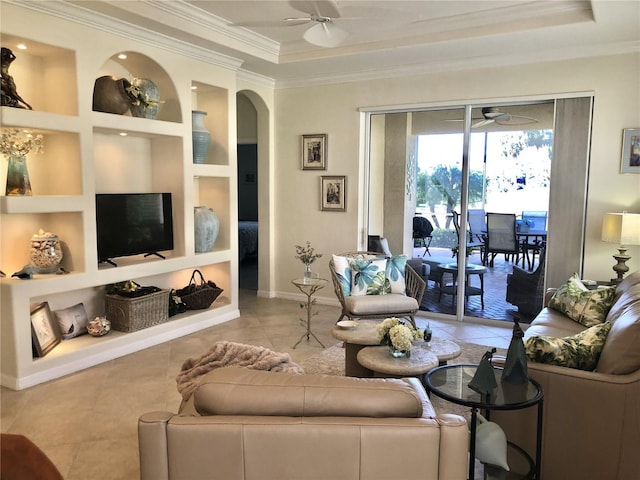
[0,292,514,479]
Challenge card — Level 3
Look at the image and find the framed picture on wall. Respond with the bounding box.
[301,134,327,170]
[620,128,640,174]
[30,302,61,357]
[321,175,346,211]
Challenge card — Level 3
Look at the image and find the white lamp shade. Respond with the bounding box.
[602,212,640,245]
[303,22,349,48]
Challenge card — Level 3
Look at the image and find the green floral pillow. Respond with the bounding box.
[548,273,616,327]
[350,257,390,296]
[385,255,408,294]
[525,322,611,371]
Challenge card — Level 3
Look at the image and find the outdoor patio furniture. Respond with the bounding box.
[467,208,487,244]
[520,211,548,269]
[412,215,433,257]
[484,213,522,267]
[452,211,484,259]
[506,244,546,317]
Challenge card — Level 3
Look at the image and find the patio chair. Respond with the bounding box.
[412,215,433,257]
[329,251,426,328]
[452,211,484,260]
[520,210,548,269]
[506,244,546,317]
[483,213,521,267]
[467,208,487,243]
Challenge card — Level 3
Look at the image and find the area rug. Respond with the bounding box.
[298,341,507,419]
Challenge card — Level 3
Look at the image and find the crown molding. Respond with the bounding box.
[274,40,640,89]
[144,0,281,62]
[237,69,276,89]
[8,0,244,71]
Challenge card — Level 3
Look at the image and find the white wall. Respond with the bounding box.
[275,53,640,299]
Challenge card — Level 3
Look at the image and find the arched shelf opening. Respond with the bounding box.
[93,51,181,123]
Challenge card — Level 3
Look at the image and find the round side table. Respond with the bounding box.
[425,364,543,480]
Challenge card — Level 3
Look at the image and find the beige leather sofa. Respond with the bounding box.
[493,271,640,480]
[139,367,469,480]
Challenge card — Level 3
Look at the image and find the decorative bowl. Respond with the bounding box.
[337,320,357,329]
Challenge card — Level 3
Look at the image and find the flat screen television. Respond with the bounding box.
[96,193,174,266]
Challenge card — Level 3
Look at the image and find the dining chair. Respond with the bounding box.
[521,211,548,269]
[452,211,484,260]
[484,213,521,267]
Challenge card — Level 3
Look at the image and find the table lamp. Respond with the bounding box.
[601,212,640,283]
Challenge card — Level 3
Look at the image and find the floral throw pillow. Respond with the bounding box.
[332,255,352,296]
[350,257,390,296]
[525,322,611,371]
[548,273,616,327]
[385,255,408,294]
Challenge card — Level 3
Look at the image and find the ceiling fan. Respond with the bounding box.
[472,107,539,128]
[231,1,349,48]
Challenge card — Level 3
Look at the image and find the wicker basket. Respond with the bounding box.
[105,289,170,332]
[176,270,223,310]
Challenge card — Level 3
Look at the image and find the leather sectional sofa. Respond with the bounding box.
[493,271,640,480]
[139,367,469,480]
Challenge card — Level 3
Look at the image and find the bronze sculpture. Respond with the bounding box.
[1,47,32,109]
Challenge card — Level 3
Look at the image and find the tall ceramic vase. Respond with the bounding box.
[194,206,219,253]
[192,110,211,164]
[5,155,32,195]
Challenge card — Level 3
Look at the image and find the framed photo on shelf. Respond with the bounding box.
[321,175,346,211]
[30,302,61,357]
[620,128,640,174]
[301,134,327,170]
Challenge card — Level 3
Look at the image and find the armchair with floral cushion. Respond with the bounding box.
[329,251,426,328]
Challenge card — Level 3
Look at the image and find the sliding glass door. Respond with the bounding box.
[366,101,557,322]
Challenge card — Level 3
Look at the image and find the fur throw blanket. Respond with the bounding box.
[176,341,304,401]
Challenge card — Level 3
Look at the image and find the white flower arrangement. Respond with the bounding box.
[0,128,44,157]
[376,317,422,353]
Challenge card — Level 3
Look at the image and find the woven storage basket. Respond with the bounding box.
[105,289,169,332]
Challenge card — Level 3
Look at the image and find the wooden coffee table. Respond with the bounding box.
[332,320,461,377]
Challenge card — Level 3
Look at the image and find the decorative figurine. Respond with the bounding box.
[1,47,32,109]
[501,318,529,384]
[468,347,498,396]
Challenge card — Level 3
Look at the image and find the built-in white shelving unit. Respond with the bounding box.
[0,10,239,390]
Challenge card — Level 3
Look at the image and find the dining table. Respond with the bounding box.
[517,229,547,270]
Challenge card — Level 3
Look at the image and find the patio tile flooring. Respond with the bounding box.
[416,247,537,323]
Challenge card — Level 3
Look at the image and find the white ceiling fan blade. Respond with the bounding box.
[495,115,539,126]
[290,0,341,19]
[303,21,349,47]
[231,19,309,27]
[472,119,495,128]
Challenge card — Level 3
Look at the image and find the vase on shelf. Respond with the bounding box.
[30,230,63,271]
[92,76,132,115]
[389,345,408,358]
[192,110,211,164]
[194,206,219,253]
[5,155,32,196]
[129,78,160,119]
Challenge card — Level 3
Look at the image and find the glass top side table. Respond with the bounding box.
[291,278,327,349]
[425,364,543,480]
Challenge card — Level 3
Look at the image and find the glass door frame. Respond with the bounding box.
[361,98,559,322]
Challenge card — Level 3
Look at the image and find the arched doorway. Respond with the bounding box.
[236,90,271,295]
